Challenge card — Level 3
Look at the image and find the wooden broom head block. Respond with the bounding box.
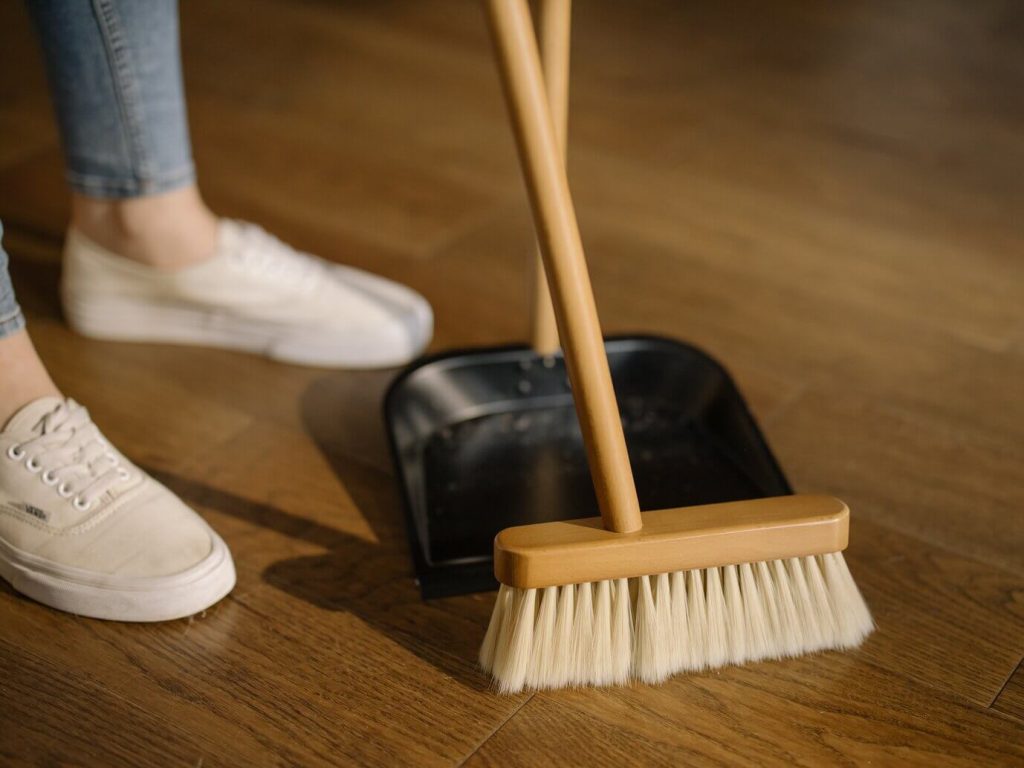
[494,494,850,589]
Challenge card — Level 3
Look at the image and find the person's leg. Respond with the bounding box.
[0,218,235,620]
[26,0,432,367]
[0,224,60,428]
[0,5,235,622]
[25,0,216,269]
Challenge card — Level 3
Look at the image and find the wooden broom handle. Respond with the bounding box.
[486,0,643,534]
[530,0,570,355]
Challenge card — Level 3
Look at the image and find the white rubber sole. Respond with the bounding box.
[62,292,431,369]
[0,533,236,622]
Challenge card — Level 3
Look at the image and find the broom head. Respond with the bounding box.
[480,494,873,693]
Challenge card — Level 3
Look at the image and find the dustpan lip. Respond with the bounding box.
[383,333,732,417]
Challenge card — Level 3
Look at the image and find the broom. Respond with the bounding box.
[479,0,873,693]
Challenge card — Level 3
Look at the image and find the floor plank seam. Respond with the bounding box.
[850,648,1023,717]
[989,656,1024,709]
[453,693,535,768]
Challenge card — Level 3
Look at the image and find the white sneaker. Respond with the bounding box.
[0,397,235,621]
[61,220,433,368]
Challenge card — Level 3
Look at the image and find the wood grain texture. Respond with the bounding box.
[0,0,1022,765]
[993,659,1024,723]
[0,640,226,768]
[463,656,1024,768]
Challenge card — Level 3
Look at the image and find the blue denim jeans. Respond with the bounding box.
[0,224,24,339]
[1,0,193,339]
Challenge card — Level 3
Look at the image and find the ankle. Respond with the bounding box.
[70,186,219,271]
[0,330,61,429]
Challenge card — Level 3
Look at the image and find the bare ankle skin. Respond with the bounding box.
[70,185,219,271]
[0,329,61,428]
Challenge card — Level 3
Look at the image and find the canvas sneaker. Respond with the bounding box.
[61,220,433,368]
[0,396,235,621]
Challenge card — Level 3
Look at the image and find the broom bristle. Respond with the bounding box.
[482,552,873,693]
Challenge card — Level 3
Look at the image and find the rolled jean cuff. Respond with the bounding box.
[0,306,26,340]
[66,162,196,199]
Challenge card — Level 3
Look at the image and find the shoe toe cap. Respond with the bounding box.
[40,480,225,580]
[334,266,432,343]
[280,267,433,367]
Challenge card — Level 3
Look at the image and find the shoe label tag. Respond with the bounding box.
[1,501,49,522]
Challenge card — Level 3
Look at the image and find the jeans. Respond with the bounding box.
[1,0,193,340]
[0,225,24,339]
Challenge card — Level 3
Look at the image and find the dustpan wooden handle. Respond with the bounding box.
[486,0,642,534]
[530,0,570,355]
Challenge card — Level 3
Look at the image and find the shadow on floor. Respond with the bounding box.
[150,370,495,693]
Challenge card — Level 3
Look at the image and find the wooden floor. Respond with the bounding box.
[2,1,1023,764]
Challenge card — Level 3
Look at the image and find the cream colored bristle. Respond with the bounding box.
[740,562,772,662]
[610,578,632,683]
[669,570,688,672]
[592,580,613,686]
[754,560,784,658]
[496,588,536,693]
[647,572,674,683]
[479,584,510,673]
[804,555,839,648]
[633,575,659,683]
[550,582,575,688]
[526,586,558,688]
[769,558,803,654]
[704,567,728,669]
[685,568,708,671]
[786,556,823,651]
[723,564,746,663]
[482,553,874,693]
[822,552,874,646]
[571,583,595,686]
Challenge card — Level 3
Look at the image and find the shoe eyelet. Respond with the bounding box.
[118,468,131,480]
[58,482,74,498]
[6,445,25,461]
[72,496,92,512]
[25,456,43,473]
[41,470,59,486]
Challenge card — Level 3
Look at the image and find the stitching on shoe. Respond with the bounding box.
[0,475,148,536]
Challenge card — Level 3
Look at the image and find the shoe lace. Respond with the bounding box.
[226,222,326,292]
[9,401,130,511]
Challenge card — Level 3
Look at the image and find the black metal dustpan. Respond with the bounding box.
[384,2,790,598]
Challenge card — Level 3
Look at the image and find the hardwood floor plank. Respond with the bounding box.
[0,585,514,766]
[992,659,1024,723]
[845,520,1024,705]
[0,639,233,767]
[463,655,1024,767]
[180,0,514,261]
[769,386,1024,577]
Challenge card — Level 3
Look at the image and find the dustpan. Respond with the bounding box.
[385,0,790,598]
